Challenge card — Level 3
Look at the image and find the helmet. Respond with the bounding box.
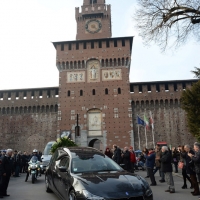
[33,149,38,153]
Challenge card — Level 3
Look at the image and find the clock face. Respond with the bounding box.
[85,19,102,34]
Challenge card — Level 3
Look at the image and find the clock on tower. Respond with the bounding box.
[75,0,112,40]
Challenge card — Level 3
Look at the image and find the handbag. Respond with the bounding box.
[178,162,184,169]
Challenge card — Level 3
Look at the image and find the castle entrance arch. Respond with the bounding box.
[88,139,103,151]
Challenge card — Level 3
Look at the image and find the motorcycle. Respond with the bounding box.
[25,156,41,184]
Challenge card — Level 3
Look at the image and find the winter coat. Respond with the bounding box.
[113,148,122,164]
[172,151,179,164]
[130,151,136,163]
[191,150,200,174]
[145,152,155,169]
[1,155,13,177]
[104,148,113,159]
[122,150,130,170]
[185,150,195,175]
[160,151,173,172]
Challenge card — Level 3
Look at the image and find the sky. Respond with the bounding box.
[0,0,199,90]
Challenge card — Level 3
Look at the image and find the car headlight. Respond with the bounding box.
[145,188,152,196]
[82,190,104,200]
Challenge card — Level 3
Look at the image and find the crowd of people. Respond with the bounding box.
[105,142,200,198]
[1,143,200,199]
[0,149,42,198]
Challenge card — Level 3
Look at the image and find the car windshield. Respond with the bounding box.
[43,142,55,155]
[31,156,38,163]
[71,154,122,174]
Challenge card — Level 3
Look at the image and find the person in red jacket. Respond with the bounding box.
[129,146,136,173]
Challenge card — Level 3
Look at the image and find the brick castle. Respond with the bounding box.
[0,0,196,152]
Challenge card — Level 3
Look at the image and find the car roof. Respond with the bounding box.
[59,147,104,158]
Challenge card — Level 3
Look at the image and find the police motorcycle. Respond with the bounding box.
[25,155,41,184]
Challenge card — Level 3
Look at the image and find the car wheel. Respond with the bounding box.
[45,176,52,193]
[69,190,76,200]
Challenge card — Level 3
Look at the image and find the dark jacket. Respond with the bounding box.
[113,147,122,164]
[185,149,195,175]
[191,151,200,174]
[160,150,172,172]
[145,152,155,169]
[172,150,179,163]
[122,150,130,170]
[1,155,13,177]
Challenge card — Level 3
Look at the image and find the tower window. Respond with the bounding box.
[68,90,71,97]
[83,42,87,49]
[80,90,83,96]
[105,88,108,95]
[118,88,121,94]
[90,0,97,4]
[106,40,110,48]
[61,44,64,51]
[68,43,72,50]
[92,89,96,95]
[91,41,94,49]
[76,42,79,50]
[122,39,125,47]
[114,40,117,47]
[99,41,102,48]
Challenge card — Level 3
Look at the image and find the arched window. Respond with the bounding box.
[68,90,70,97]
[105,88,108,95]
[80,90,83,96]
[118,88,121,94]
[92,89,96,95]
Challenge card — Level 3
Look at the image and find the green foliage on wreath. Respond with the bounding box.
[51,136,77,154]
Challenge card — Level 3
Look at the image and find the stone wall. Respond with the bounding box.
[130,80,197,149]
[0,87,59,152]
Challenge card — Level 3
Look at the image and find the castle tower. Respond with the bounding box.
[76,0,111,40]
[53,0,134,150]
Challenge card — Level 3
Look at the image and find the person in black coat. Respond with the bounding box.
[160,146,175,193]
[1,149,13,197]
[121,147,130,171]
[185,144,200,196]
[112,145,122,164]
[188,142,200,183]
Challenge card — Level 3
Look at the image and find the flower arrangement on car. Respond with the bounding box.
[50,136,77,154]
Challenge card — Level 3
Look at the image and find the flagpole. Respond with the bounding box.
[138,125,141,150]
[152,128,155,148]
[145,126,147,148]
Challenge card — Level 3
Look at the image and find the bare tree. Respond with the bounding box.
[134,0,200,51]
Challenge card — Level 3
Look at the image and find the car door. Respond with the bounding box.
[56,156,71,200]
[48,150,60,192]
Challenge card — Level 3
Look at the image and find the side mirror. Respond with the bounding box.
[58,166,68,173]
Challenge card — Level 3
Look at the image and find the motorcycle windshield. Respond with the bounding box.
[31,156,38,163]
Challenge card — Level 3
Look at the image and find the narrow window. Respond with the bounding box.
[83,42,87,49]
[61,44,64,51]
[156,84,160,92]
[174,83,177,91]
[68,90,70,97]
[105,88,108,95]
[80,90,83,96]
[99,41,102,48]
[76,42,79,50]
[114,40,117,47]
[106,40,110,48]
[68,43,71,50]
[118,88,121,94]
[90,0,97,4]
[91,41,94,49]
[122,39,125,47]
[92,89,96,95]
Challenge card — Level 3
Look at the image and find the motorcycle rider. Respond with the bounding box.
[29,149,42,176]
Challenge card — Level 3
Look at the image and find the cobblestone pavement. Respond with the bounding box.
[6,171,199,200]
